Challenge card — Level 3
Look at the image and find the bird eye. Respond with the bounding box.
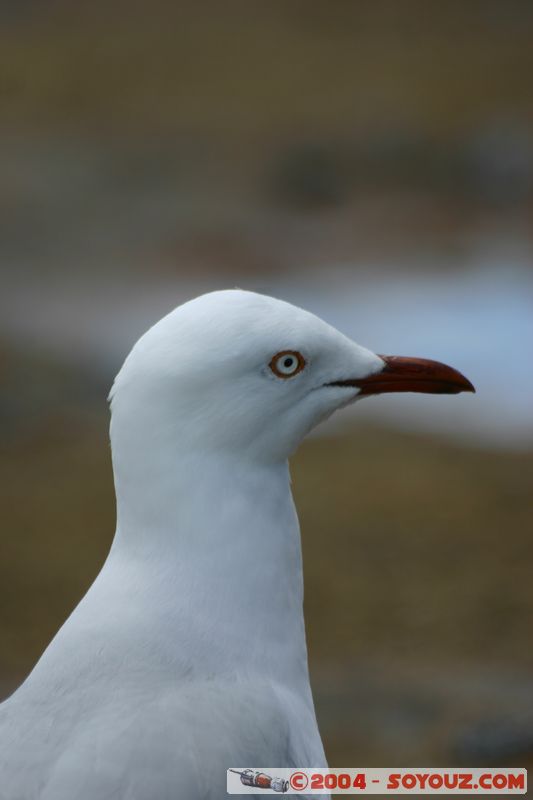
[269,350,306,379]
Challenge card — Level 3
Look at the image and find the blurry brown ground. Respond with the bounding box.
[1,0,533,782]
[2,0,533,276]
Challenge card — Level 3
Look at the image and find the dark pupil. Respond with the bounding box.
[283,357,295,369]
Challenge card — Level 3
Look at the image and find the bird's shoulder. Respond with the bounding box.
[0,675,324,800]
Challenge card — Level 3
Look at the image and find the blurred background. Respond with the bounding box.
[1,0,533,775]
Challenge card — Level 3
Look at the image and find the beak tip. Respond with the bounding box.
[460,376,476,394]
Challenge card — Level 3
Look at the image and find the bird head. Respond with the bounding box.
[110,290,474,464]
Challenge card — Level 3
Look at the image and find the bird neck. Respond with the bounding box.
[108,448,312,688]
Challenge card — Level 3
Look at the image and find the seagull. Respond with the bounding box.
[0,290,474,799]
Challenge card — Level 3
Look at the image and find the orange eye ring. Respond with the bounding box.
[269,350,306,379]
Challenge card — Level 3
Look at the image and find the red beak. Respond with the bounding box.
[330,355,475,396]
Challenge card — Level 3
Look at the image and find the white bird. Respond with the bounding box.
[0,290,473,799]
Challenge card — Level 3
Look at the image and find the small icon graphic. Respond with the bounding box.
[229,769,289,793]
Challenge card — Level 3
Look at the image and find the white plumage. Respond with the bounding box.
[0,290,472,799]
